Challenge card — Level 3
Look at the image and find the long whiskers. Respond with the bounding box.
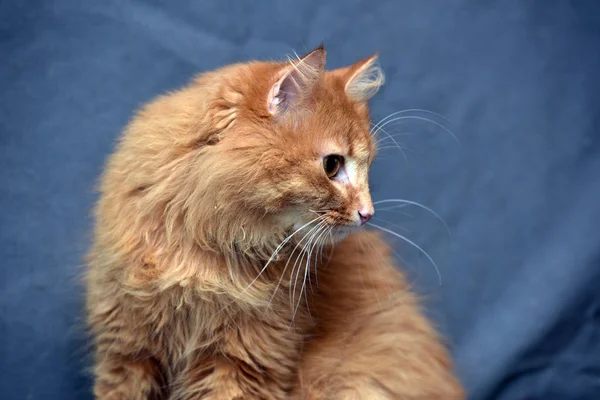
[293,224,326,322]
[305,223,331,294]
[290,222,327,311]
[263,216,330,316]
[293,223,332,322]
[374,199,452,240]
[314,225,333,287]
[371,109,458,144]
[243,215,325,294]
[367,222,442,286]
[374,132,416,146]
[372,109,451,131]
[374,115,458,144]
[371,109,452,132]
[374,127,408,162]
[371,216,409,233]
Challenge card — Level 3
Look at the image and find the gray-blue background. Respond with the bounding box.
[1,1,599,399]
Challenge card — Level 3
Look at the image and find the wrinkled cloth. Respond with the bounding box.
[1,1,599,399]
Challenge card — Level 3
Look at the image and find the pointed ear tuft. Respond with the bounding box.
[343,54,385,102]
[268,45,326,115]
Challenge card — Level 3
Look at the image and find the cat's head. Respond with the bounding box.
[187,45,384,253]
[120,45,384,259]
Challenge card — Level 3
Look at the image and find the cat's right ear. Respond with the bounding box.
[267,45,326,115]
[333,53,384,102]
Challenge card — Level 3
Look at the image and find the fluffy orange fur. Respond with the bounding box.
[86,45,464,399]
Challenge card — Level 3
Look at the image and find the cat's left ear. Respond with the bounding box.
[268,45,326,115]
[336,53,385,102]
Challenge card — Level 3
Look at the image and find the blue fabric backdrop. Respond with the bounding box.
[1,1,599,399]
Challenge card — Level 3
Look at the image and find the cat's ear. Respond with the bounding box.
[337,53,385,102]
[267,45,326,115]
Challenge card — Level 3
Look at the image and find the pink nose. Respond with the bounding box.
[358,211,372,225]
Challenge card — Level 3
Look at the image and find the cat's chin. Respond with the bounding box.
[329,225,360,244]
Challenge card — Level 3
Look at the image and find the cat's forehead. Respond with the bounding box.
[319,134,371,160]
[315,108,373,159]
[263,72,375,159]
[283,111,371,159]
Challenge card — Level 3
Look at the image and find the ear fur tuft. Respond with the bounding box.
[268,45,326,115]
[344,54,385,102]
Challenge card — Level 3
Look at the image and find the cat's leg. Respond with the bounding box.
[170,353,296,400]
[170,319,303,400]
[93,351,166,400]
[168,356,246,400]
[88,294,167,400]
[295,231,465,400]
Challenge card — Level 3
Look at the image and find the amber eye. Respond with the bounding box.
[323,155,343,179]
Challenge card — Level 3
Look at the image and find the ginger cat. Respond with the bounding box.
[86,44,464,399]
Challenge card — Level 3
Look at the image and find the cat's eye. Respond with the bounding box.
[323,155,343,179]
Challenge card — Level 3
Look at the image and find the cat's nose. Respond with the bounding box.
[358,210,373,225]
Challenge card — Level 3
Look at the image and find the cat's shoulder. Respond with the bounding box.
[325,229,405,284]
[315,229,410,314]
[333,229,393,262]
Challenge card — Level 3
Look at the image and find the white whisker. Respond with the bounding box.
[374,203,409,211]
[317,226,333,265]
[399,108,452,123]
[368,222,442,286]
[374,132,416,146]
[376,145,415,154]
[294,223,333,322]
[375,127,407,162]
[374,115,458,144]
[371,216,409,233]
[314,226,332,288]
[264,220,327,313]
[290,221,326,310]
[305,222,330,293]
[375,208,413,218]
[374,199,452,240]
[371,109,452,135]
[243,215,324,293]
[309,209,332,214]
